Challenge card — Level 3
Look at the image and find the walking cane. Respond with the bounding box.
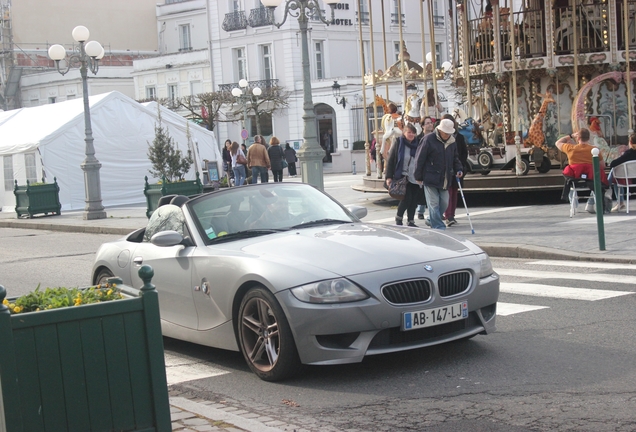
[456,176,475,234]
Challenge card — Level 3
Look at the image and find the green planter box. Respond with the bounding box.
[144,172,203,218]
[0,266,171,432]
[13,178,62,218]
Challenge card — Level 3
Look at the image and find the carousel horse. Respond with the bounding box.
[403,93,422,135]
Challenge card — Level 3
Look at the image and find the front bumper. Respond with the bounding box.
[276,260,500,366]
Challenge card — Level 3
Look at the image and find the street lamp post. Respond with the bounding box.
[231,79,262,144]
[260,0,337,190]
[48,26,106,220]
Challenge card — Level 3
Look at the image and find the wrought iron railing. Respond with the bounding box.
[309,9,326,22]
[617,0,636,50]
[356,11,369,25]
[501,9,546,59]
[222,11,248,32]
[248,7,274,27]
[391,13,405,25]
[218,79,279,93]
[554,4,606,54]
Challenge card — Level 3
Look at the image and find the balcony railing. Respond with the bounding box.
[248,7,274,27]
[391,13,405,25]
[309,9,326,22]
[356,11,369,25]
[222,11,248,32]
[218,79,279,93]
[433,15,445,27]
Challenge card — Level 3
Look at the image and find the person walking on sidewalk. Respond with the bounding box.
[414,118,463,230]
[267,136,285,182]
[247,137,270,184]
[441,114,468,227]
[230,141,247,186]
[386,123,424,227]
[417,116,435,219]
[284,143,298,177]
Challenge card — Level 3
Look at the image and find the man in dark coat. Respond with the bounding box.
[414,118,463,230]
[441,114,469,226]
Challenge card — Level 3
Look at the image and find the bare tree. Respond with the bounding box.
[168,92,235,131]
[225,85,292,136]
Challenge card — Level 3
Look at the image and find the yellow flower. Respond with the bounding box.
[2,299,8,305]
[36,308,40,311]
[107,289,113,296]
[13,306,21,313]
[74,297,82,306]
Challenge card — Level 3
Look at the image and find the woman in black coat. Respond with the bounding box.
[284,143,298,177]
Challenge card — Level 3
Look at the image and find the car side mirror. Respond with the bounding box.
[347,205,367,220]
[150,230,186,247]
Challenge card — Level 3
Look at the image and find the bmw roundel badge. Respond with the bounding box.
[424,265,433,272]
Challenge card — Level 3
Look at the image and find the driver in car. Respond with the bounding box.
[248,197,290,229]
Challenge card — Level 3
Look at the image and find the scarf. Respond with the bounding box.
[394,136,418,180]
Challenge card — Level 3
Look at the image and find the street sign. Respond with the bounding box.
[241,129,249,140]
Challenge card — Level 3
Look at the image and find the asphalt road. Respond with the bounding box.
[2,176,634,431]
[2,233,635,430]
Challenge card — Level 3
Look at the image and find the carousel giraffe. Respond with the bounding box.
[523,91,555,170]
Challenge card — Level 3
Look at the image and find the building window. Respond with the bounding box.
[435,43,443,69]
[394,41,401,61]
[179,24,191,51]
[190,81,202,96]
[234,47,247,81]
[232,0,241,12]
[146,86,156,99]
[249,113,273,137]
[66,94,76,100]
[48,97,56,104]
[168,84,178,101]
[314,41,324,79]
[260,44,273,81]
[25,153,37,183]
[4,155,13,191]
[362,40,371,74]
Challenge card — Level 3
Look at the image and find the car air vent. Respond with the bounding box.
[438,271,471,297]
[382,279,432,304]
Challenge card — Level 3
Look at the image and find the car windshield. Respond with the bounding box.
[188,183,356,243]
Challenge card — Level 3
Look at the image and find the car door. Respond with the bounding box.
[130,204,198,329]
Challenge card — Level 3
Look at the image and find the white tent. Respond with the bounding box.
[0,92,221,212]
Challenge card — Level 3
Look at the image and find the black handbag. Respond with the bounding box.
[386,177,408,200]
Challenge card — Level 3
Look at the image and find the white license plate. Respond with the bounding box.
[402,301,468,331]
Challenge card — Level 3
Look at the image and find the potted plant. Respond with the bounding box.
[13,178,62,218]
[144,110,201,218]
[0,265,171,432]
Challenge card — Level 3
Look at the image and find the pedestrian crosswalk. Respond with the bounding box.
[495,259,636,317]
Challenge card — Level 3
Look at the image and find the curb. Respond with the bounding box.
[170,397,284,432]
[1,219,632,264]
[477,243,636,264]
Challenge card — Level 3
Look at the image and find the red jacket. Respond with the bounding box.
[563,163,608,186]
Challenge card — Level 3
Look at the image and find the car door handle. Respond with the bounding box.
[133,257,143,266]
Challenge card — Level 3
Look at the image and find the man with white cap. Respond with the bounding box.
[414,118,463,230]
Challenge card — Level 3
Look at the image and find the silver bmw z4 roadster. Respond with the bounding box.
[92,182,499,381]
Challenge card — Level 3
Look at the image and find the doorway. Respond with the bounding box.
[315,103,335,163]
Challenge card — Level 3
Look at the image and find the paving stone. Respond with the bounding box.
[183,417,210,426]
[171,411,198,421]
[191,425,217,431]
[264,420,286,426]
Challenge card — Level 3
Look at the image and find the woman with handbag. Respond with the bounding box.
[284,143,298,177]
[385,123,424,227]
[230,141,247,186]
[267,136,286,182]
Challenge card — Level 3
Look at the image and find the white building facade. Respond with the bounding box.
[132,0,455,173]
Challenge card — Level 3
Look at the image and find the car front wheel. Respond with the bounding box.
[95,268,114,285]
[238,287,302,381]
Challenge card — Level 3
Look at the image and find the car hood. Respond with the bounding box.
[238,223,479,276]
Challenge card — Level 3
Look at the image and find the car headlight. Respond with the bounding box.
[478,253,494,278]
[291,279,369,304]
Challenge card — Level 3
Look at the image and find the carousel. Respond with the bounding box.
[355,0,636,193]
